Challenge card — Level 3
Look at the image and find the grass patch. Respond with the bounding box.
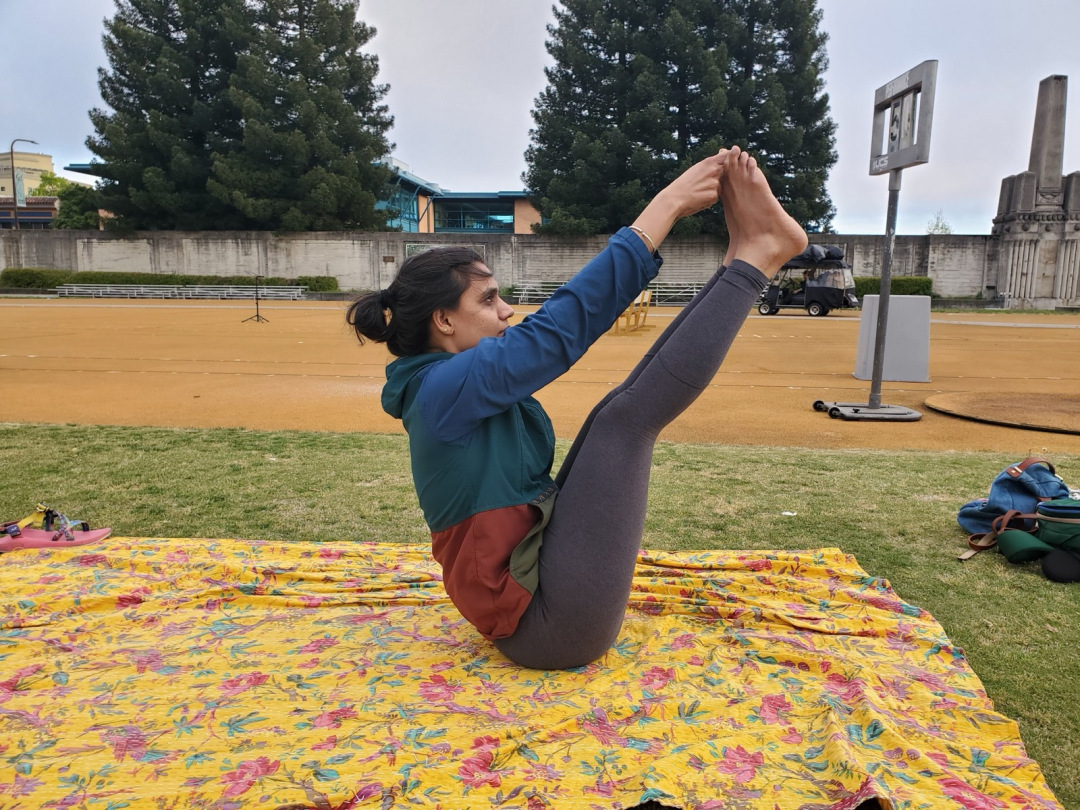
[3,423,1078,808]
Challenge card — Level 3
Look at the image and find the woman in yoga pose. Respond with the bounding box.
[347,147,806,669]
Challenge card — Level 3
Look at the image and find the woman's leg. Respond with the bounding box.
[495,154,806,669]
[553,265,727,488]
[554,179,744,488]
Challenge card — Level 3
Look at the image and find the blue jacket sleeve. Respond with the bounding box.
[418,227,662,443]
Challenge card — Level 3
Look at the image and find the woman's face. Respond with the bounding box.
[432,265,516,353]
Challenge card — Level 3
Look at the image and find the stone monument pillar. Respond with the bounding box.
[992,75,1080,308]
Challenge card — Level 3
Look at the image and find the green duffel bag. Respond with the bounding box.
[995,497,1080,563]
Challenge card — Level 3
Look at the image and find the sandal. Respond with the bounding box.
[1,505,111,553]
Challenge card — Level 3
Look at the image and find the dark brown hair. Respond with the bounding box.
[346,247,490,357]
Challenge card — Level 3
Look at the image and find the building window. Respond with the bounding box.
[382,187,420,232]
[434,199,514,232]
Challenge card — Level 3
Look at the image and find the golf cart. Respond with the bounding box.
[757,244,859,317]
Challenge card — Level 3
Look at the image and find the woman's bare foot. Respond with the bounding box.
[723,149,807,276]
[720,156,740,267]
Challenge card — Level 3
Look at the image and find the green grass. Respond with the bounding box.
[3,423,1078,808]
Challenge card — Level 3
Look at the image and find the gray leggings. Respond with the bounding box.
[494,259,767,669]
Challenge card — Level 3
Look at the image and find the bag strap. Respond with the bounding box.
[1005,457,1056,478]
[958,509,1039,561]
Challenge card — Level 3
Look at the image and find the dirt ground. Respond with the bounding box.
[2,298,1079,455]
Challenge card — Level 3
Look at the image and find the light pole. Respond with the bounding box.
[9,138,39,231]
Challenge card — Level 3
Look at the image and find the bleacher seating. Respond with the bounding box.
[515,280,705,307]
[646,281,706,305]
[516,281,565,304]
[54,284,307,300]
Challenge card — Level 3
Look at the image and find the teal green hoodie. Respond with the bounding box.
[380,229,659,638]
[381,227,659,533]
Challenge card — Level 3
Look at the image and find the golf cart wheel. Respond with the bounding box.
[828,407,842,419]
[757,302,774,315]
[807,302,827,317]
[812,400,827,412]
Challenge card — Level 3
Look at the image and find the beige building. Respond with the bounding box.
[0,151,55,197]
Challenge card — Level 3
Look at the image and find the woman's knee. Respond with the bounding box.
[495,617,622,670]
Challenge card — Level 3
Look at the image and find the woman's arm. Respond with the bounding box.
[628,150,726,255]
[419,152,728,443]
[419,229,656,443]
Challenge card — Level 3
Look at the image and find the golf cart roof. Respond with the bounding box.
[782,244,851,270]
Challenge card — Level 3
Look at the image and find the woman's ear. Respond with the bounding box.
[431,308,454,336]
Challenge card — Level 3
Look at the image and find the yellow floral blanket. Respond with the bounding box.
[0,539,1061,810]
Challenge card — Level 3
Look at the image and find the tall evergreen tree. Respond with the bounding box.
[87,0,254,230]
[208,0,393,231]
[525,0,836,235]
[87,0,392,231]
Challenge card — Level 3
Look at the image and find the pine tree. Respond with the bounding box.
[87,0,392,231]
[207,0,393,231]
[525,0,836,235]
[722,0,836,231]
[87,0,254,230]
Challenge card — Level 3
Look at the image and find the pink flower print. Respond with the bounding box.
[299,595,327,608]
[687,654,704,666]
[824,673,866,703]
[878,676,911,702]
[780,727,803,744]
[471,735,500,752]
[926,751,950,768]
[938,777,1006,809]
[101,725,150,762]
[669,633,696,650]
[908,668,948,693]
[298,658,321,669]
[523,762,563,782]
[743,558,772,572]
[219,672,269,697]
[129,650,164,674]
[716,745,764,785]
[640,665,675,691]
[757,693,792,725]
[864,594,905,614]
[581,708,624,747]
[475,679,506,696]
[458,750,502,789]
[298,637,338,654]
[318,548,343,560]
[77,553,108,566]
[0,664,44,703]
[9,774,45,797]
[312,706,358,729]
[311,735,338,751]
[418,674,465,703]
[584,778,615,797]
[220,757,280,798]
[352,783,383,801]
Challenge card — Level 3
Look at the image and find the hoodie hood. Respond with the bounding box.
[381,352,452,419]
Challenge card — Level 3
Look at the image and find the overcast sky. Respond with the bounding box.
[4,0,1078,235]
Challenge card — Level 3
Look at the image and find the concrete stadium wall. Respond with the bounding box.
[1,229,995,297]
[807,234,996,298]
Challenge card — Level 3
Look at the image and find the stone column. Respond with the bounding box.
[992,75,1080,308]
